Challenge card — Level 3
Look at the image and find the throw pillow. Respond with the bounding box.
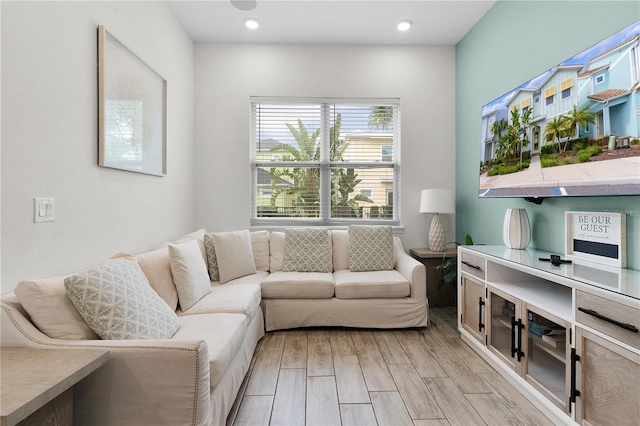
[203,233,220,281]
[348,225,394,272]
[64,257,181,340]
[136,247,179,311]
[212,230,257,284]
[283,228,333,273]
[168,240,212,311]
[15,275,100,340]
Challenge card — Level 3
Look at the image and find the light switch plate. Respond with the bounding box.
[34,198,55,223]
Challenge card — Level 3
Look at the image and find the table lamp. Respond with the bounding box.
[419,189,455,252]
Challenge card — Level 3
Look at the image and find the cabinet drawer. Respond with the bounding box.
[460,251,485,280]
[575,291,640,351]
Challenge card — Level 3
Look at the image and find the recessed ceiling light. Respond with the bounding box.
[231,0,256,11]
[397,20,413,32]
[244,18,259,29]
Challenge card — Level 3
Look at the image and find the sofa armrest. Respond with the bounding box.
[394,241,427,301]
[1,302,212,426]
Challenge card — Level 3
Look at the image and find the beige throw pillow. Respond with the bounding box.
[283,228,333,272]
[348,225,394,272]
[15,275,100,340]
[212,230,257,284]
[136,247,179,311]
[203,233,220,281]
[64,257,181,340]
[168,240,212,311]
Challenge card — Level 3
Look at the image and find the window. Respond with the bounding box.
[535,96,540,103]
[545,95,554,106]
[251,98,400,225]
[561,88,571,99]
[596,75,604,84]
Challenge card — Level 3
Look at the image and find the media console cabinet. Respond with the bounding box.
[457,245,640,425]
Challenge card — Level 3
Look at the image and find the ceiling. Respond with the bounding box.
[167,0,496,46]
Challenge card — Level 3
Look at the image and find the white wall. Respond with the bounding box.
[194,43,456,250]
[1,1,195,293]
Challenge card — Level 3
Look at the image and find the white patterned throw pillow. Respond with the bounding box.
[283,228,333,273]
[64,257,181,340]
[348,225,394,272]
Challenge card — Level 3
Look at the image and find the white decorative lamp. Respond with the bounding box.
[419,189,455,252]
[502,208,531,249]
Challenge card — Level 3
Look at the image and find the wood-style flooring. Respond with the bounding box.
[228,307,554,426]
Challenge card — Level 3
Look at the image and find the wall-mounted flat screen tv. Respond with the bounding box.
[479,20,640,201]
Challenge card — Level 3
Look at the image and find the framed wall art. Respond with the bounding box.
[98,25,166,176]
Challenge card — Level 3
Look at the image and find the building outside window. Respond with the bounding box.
[250,98,400,225]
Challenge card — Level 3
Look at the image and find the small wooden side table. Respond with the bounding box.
[1,348,109,426]
[410,248,457,307]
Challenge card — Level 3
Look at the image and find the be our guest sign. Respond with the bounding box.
[565,211,626,268]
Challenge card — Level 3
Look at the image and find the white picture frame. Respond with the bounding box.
[565,211,626,268]
[98,26,166,176]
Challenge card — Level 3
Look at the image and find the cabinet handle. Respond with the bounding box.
[478,298,485,332]
[577,307,639,333]
[516,318,524,362]
[570,347,581,410]
[462,260,480,270]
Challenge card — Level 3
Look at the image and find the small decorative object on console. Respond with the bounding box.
[502,208,530,249]
[565,211,626,268]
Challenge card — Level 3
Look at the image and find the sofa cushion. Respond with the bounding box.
[176,284,261,321]
[261,271,335,299]
[269,232,285,272]
[331,230,349,271]
[160,229,208,264]
[169,240,212,311]
[283,228,332,273]
[219,271,269,286]
[212,230,257,283]
[348,225,394,272]
[250,230,271,272]
[136,247,179,311]
[15,275,100,340]
[65,257,181,340]
[172,313,247,389]
[334,270,410,299]
[203,233,221,281]
[204,231,270,282]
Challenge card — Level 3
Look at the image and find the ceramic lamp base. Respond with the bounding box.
[429,214,446,252]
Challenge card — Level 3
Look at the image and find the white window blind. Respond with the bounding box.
[251,98,400,225]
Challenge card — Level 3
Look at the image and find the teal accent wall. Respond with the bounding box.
[456,1,640,269]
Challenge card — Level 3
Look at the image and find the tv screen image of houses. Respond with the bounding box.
[479,20,640,199]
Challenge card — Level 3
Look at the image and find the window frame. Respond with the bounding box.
[250,97,401,227]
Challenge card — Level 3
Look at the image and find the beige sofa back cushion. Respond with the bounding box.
[269,232,285,272]
[331,230,349,271]
[136,247,179,311]
[15,275,100,340]
[250,230,270,272]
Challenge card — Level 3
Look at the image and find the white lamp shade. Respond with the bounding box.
[419,189,455,214]
[502,208,531,249]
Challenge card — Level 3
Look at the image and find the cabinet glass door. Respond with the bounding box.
[523,304,569,412]
[487,288,521,372]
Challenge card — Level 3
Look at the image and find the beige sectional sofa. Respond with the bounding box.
[0,227,427,426]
